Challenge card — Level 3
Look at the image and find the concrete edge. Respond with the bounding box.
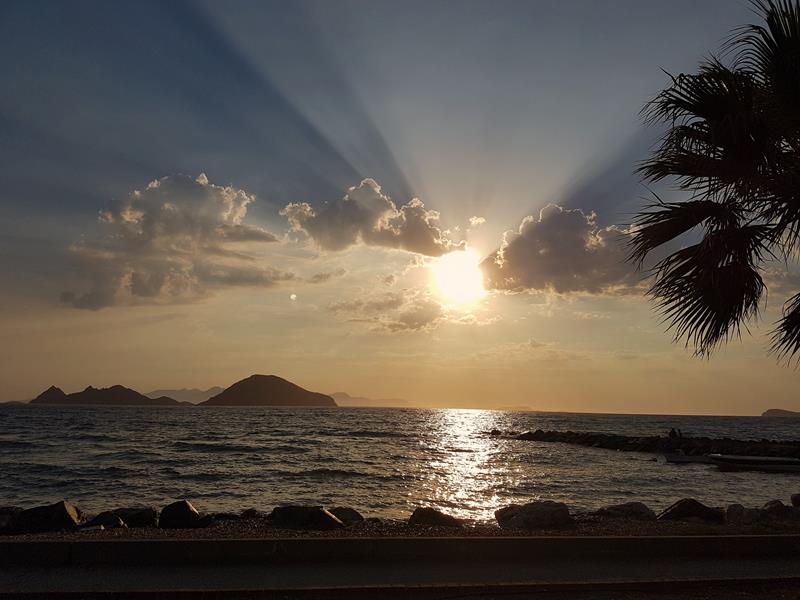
[3,576,800,599]
[2,535,800,567]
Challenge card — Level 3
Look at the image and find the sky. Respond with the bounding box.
[1,0,797,414]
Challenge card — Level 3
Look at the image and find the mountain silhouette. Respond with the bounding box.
[200,375,336,407]
[145,387,224,404]
[330,391,409,407]
[30,385,182,406]
[762,408,800,418]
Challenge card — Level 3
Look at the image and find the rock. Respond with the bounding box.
[9,501,82,534]
[241,508,266,519]
[269,506,344,530]
[85,511,127,529]
[0,507,23,533]
[112,506,158,528]
[763,499,798,520]
[212,512,240,521]
[330,506,364,526]
[408,507,463,528]
[159,500,202,529]
[657,498,724,523]
[725,503,765,525]
[495,501,574,529]
[596,502,656,521]
[791,494,800,508]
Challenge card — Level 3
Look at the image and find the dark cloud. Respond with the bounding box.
[62,174,286,309]
[281,179,462,257]
[481,204,640,295]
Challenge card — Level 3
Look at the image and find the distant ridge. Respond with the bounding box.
[762,408,800,418]
[30,385,182,406]
[145,387,224,404]
[330,392,409,408]
[200,375,336,407]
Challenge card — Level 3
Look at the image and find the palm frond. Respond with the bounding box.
[648,225,770,355]
[770,291,800,362]
[628,198,740,265]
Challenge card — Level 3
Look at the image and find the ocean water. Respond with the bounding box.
[1,405,799,522]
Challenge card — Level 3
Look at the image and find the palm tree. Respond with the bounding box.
[632,0,800,361]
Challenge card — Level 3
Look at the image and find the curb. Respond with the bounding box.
[2,535,800,567]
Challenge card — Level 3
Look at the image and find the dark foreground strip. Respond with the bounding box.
[3,535,800,567]
[2,577,800,600]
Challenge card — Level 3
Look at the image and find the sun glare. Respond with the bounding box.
[430,248,487,305]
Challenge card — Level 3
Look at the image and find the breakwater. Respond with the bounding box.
[508,429,800,458]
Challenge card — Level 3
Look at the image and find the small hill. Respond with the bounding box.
[200,375,336,407]
[30,385,181,406]
[145,387,224,404]
[330,392,409,408]
[762,408,800,418]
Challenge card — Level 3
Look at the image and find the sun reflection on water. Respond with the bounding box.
[418,408,517,522]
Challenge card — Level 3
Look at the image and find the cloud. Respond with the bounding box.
[468,216,486,228]
[281,178,462,256]
[328,290,444,332]
[307,268,346,284]
[481,204,639,295]
[62,174,287,309]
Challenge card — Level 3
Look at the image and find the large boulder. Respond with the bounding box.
[269,506,344,530]
[595,502,656,521]
[495,501,574,529]
[408,507,463,528]
[85,511,128,529]
[791,493,800,508]
[9,501,82,534]
[159,500,202,529]
[657,498,723,523]
[763,499,799,520]
[0,507,23,533]
[725,503,765,526]
[112,506,158,528]
[330,506,364,526]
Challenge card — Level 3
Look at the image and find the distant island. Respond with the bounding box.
[145,387,224,404]
[761,408,800,418]
[200,375,336,407]
[30,385,183,406]
[26,375,336,408]
[330,392,409,408]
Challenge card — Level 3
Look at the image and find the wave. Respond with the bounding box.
[266,468,413,481]
[0,439,36,449]
[173,441,261,453]
[340,430,413,439]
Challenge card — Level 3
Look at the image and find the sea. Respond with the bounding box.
[1,405,799,522]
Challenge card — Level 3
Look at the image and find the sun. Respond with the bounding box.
[430,248,487,305]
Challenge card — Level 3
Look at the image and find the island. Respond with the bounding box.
[29,385,182,406]
[145,387,224,404]
[762,408,800,418]
[200,374,336,407]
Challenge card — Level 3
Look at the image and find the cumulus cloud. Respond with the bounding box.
[468,216,486,229]
[328,290,444,332]
[281,179,462,256]
[62,174,287,309]
[481,204,638,295]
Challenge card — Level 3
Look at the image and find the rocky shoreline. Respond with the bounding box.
[499,428,800,458]
[4,494,800,539]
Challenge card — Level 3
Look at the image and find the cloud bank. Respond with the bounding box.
[62,174,288,309]
[481,204,638,295]
[281,179,462,256]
